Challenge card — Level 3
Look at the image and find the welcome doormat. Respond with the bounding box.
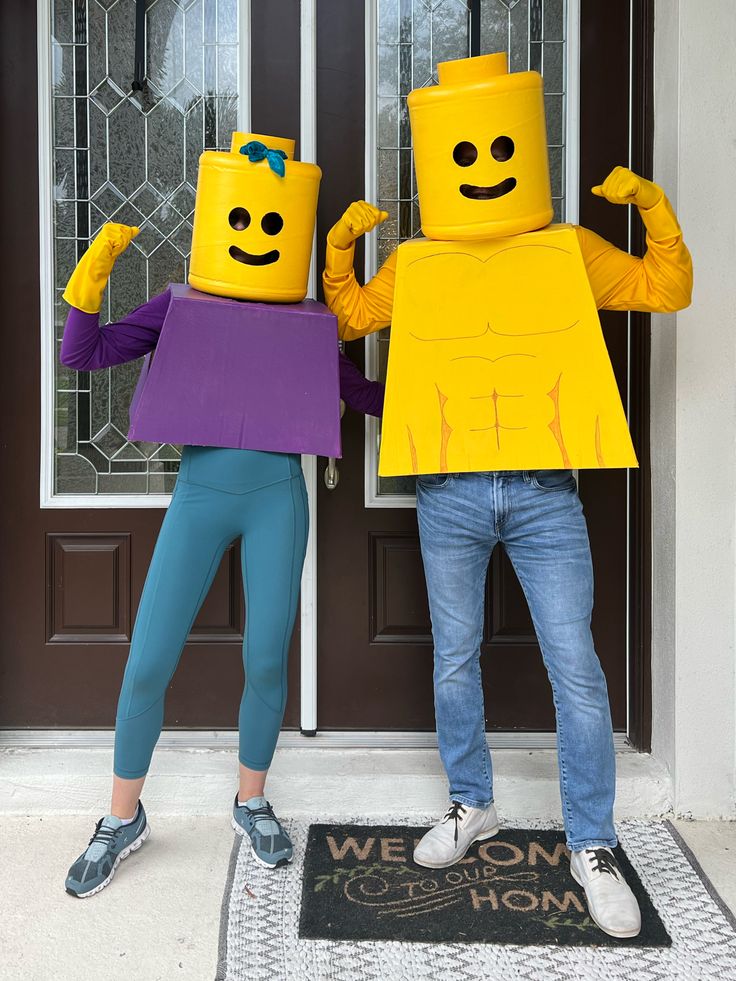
[216,818,736,981]
[298,824,669,947]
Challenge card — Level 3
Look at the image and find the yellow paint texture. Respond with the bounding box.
[408,52,553,241]
[189,132,321,303]
[378,226,639,476]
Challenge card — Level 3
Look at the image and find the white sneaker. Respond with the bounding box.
[569,847,642,938]
[413,801,499,869]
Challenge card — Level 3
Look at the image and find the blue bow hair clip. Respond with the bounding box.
[239,140,288,178]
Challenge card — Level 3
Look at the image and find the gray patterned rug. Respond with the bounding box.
[216,817,736,981]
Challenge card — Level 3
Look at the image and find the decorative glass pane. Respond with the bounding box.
[51,0,240,495]
[372,0,568,499]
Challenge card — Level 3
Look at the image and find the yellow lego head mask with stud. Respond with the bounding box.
[408,53,553,241]
[188,132,321,302]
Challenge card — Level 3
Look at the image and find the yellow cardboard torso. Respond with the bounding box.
[378,225,639,476]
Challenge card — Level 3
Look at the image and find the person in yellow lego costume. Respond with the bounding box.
[323,53,692,940]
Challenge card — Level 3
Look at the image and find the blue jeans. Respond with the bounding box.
[416,469,617,851]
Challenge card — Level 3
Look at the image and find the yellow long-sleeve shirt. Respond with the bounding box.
[323,195,693,342]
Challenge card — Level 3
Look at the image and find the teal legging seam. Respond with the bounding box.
[237,753,272,772]
[114,532,233,780]
[115,519,168,723]
[181,471,299,497]
[116,528,234,725]
[114,756,161,780]
[238,473,303,768]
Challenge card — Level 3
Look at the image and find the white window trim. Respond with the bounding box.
[38,0,252,508]
[363,0,411,509]
[565,0,581,224]
[299,0,318,735]
[38,0,57,509]
[363,0,583,508]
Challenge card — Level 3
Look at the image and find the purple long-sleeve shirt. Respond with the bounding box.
[60,289,385,418]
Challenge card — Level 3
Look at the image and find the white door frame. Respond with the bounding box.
[299,0,318,734]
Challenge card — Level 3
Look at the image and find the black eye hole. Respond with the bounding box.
[452,141,478,167]
[261,212,284,235]
[491,136,515,162]
[228,207,250,230]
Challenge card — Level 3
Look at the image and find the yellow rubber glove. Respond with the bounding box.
[327,200,388,250]
[62,223,140,313]
[591,166,663,211]
[581,165,692,312]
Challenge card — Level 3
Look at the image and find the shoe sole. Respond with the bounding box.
[413,823,500,869]
[569,864,642,938]
[66,823,151,899]
[231,816,292,870]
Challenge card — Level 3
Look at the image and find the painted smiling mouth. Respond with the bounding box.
[460,177,517,200]
[228,245,280,266]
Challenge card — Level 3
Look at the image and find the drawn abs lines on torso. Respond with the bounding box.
[379,226,641,476]
[427,342,569,455]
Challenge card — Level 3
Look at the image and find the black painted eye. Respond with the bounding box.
[228,207,250,230]
[491,136,515,162]
[261,212,284,235]
[452,141,478,167]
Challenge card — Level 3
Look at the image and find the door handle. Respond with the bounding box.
[324,457,339,490]
[324,398,346,490]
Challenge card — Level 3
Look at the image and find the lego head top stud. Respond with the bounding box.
[189,132,322,302]
[408,53,553,241]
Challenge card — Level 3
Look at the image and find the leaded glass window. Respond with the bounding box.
[369,0,570,501]
[51,0,240,495]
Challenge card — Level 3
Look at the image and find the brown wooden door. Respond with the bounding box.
[0,0,305,729]
[314,2,647,735]
[1,1,650,742]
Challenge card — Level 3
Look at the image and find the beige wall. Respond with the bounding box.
[651,0,736,817]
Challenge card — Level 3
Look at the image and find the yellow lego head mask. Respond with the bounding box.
[189,132,321,302]
[408,53,553,241]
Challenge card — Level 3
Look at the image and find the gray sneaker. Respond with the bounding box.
[65,801,150,898]
[231,795,293,869]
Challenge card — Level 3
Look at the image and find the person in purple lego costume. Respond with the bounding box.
[62,133,383,898]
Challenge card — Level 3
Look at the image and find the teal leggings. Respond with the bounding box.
[114,446,308,779]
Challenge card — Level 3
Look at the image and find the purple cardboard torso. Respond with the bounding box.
[128,285,342,457]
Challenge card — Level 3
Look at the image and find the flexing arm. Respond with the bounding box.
[60,294,169,370]
[322,201,397,340]
[59,222,168,370]
[578,166,693,313]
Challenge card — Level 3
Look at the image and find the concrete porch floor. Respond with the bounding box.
[1,746,734,981]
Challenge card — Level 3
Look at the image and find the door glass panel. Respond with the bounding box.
[370,0,569,501]
[51,0,239,495]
